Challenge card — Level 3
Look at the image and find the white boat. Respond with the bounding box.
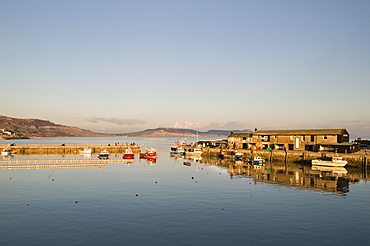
[247,156,265,165]
[311,156,347,167]
[80,148,92,155]
[185,148,202,156]
[1,148,12,156]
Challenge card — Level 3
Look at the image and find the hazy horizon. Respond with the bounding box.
[1,0,369,138]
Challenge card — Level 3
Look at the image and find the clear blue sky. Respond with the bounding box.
[1,0,369,138]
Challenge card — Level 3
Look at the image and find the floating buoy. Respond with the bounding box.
[221,208,224,210]
[191,177,194,179]
[52,179,55,181]
[75,200,78,203]
[26,203,29,206]
[135,193,139,196]
[155,182,157,183]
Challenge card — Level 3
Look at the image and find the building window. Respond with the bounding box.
[302,136,306,141]
[243,137,247,140]
[311,135,315,142]
[324,136,328,139]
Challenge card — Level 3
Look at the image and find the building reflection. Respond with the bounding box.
[198,156,368,195]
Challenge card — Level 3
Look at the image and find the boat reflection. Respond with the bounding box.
[311,165,348,176]
[196,156,369,195]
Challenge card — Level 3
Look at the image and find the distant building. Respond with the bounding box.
[0,129,12,135]
[228,129,360,153]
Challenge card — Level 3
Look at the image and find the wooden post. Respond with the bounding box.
[284,150,288,163]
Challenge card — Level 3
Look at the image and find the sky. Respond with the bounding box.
[1,0,369,138]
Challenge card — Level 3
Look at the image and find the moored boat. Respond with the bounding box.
[123,148,135,159]
[247,156,265,165]
[98,149,110,159]
[170,140,186,156]
[140,147,158,158]
[311,156,347,167]
[1,148,12,156]
[185,148,202,157]
[80,147,92,155]
[170,145,185,156]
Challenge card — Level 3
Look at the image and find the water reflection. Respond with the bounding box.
[175,155,368,195]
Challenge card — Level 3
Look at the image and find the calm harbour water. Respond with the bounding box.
[1,137,370,246]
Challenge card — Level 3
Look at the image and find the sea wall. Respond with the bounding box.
[5,144,140,155]
[201,147,369,168]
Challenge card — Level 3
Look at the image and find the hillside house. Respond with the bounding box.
[228,129,360,153]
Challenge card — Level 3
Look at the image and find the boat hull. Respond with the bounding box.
[123,154,135,159]
[311,160,347,167]
[98,155,109,159]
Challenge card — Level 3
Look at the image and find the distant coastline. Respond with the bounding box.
[0,115,250,139]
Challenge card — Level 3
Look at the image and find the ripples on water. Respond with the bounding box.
[1,138,370,245]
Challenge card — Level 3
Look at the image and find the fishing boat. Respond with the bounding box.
[123,148,135,159]
[311,156,347,167]
[170,142,185,156]
[185,148,202,157]
[80,147,92,155]
[98,149,110,159]
[140,147,158,158]
[247,156,265,165]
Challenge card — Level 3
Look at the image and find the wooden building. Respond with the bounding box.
[228,129,360,153]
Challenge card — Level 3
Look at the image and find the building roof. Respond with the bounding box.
[254,129,347,135]
[228,132,253,137]
[319,142,358,146]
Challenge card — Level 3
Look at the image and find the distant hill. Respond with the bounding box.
[116,128,252,138]
[0,115,250,139]
[0,115,109,139]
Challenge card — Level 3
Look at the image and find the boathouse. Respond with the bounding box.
[228,129,360,153]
